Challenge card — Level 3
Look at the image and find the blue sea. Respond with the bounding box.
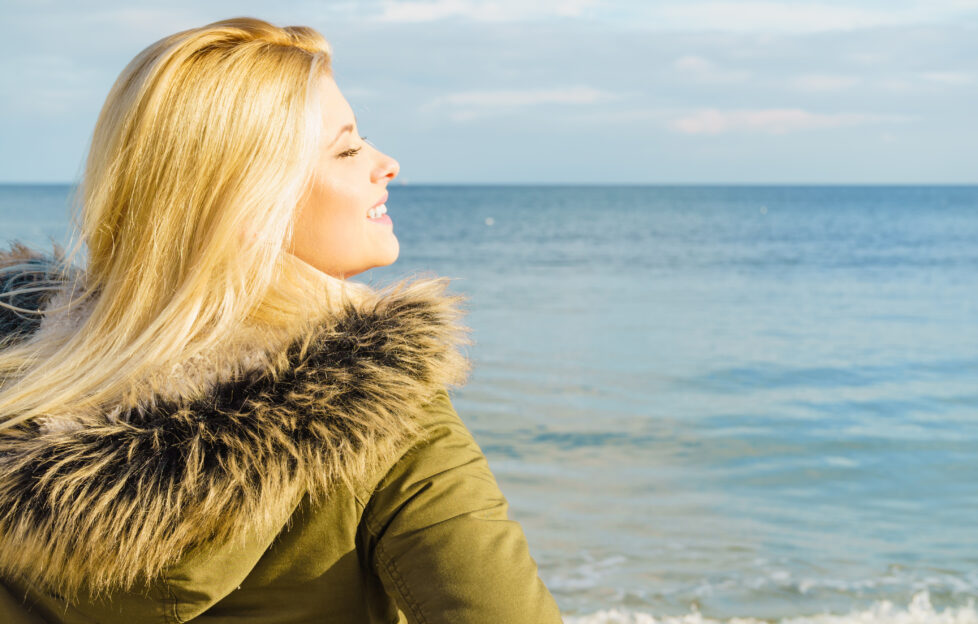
[2,184,977,623]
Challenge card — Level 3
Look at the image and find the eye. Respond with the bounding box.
[337,136,369,159]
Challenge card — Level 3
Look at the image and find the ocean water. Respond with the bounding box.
[2,184,977,623]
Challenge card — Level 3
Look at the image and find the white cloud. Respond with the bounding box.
[876,78,915,92]
[376,0,466,22]
[635,1,978,33]
[374,0,598,23]
[920,71,975,85]
[83,7,204,41]
[790,74,862,92]
[439,86,614,107]
[670,108,912,135]
[674,56,711,73]
[560,108,673,124]
[846,52,890,66]
[674,55,751,84]
[331,0,978,29]
[426,86,619,121]
[873,71,975,92]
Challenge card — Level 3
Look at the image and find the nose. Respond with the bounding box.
[372,151,399,183]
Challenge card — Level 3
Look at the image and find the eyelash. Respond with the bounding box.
[338,136,368,158]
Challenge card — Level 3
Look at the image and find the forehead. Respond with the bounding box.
[318,76,354,126]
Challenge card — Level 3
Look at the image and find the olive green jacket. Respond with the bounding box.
[0,247,563,623]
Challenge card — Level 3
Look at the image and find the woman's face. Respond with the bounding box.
[290,76,400,279]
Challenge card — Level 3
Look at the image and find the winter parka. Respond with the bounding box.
[0,248,563,623]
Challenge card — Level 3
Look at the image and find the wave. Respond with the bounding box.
[562,591,977,623]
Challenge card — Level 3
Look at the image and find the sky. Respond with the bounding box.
[1,0,976,184]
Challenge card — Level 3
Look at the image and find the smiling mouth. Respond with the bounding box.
[367,204,387,219]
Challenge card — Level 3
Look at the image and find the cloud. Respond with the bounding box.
[374,0,598,23]
[876,78,915,93]
[560,108,673,124]
[670,108,913,134]
[674,55,751,84]
[327,0,978,30]
[438,86,614,107]
[82,6,205,42]
[425,86,619,121]
[790,74,862,92]
[920,71,975,85]
[873,71,975,92]
[634,1,978,33]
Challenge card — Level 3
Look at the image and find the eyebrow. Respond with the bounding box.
[328,114,358,147]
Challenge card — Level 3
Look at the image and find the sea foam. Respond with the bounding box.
[563,591,978,624]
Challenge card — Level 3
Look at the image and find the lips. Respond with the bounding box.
[366,191,389,220]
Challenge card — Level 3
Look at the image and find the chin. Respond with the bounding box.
[379,239,400,267]
[357,249,399,276]
[349,240,399,277]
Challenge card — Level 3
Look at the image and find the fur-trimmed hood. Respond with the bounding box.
[0,246,471,602]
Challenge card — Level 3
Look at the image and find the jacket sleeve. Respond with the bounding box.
[358,389,564,624]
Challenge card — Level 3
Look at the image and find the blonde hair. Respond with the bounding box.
[0,17,370,431]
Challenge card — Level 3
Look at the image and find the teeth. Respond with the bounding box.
[368,204,387,219]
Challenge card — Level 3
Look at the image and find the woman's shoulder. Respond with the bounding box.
[355,385,509,544]
[351,387,565,623]
[353,386,482,504]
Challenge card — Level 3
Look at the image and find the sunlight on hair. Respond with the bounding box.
[0,17,373,432]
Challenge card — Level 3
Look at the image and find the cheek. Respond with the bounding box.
[300,179,335,225]
[294,184,365,256]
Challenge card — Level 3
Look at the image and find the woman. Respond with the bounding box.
[0,17,563,623]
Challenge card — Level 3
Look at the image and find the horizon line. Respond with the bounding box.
[2,181,977,187]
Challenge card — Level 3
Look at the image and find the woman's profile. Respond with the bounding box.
[0,17,562,623]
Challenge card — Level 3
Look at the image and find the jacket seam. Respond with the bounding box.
[162,577,182,624]
[375,539,428,624]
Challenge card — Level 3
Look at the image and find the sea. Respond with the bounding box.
[2,184,977,623]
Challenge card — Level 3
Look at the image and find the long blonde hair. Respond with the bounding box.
[0,17,368,431]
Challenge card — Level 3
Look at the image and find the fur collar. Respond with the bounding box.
[0,246,470,601]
